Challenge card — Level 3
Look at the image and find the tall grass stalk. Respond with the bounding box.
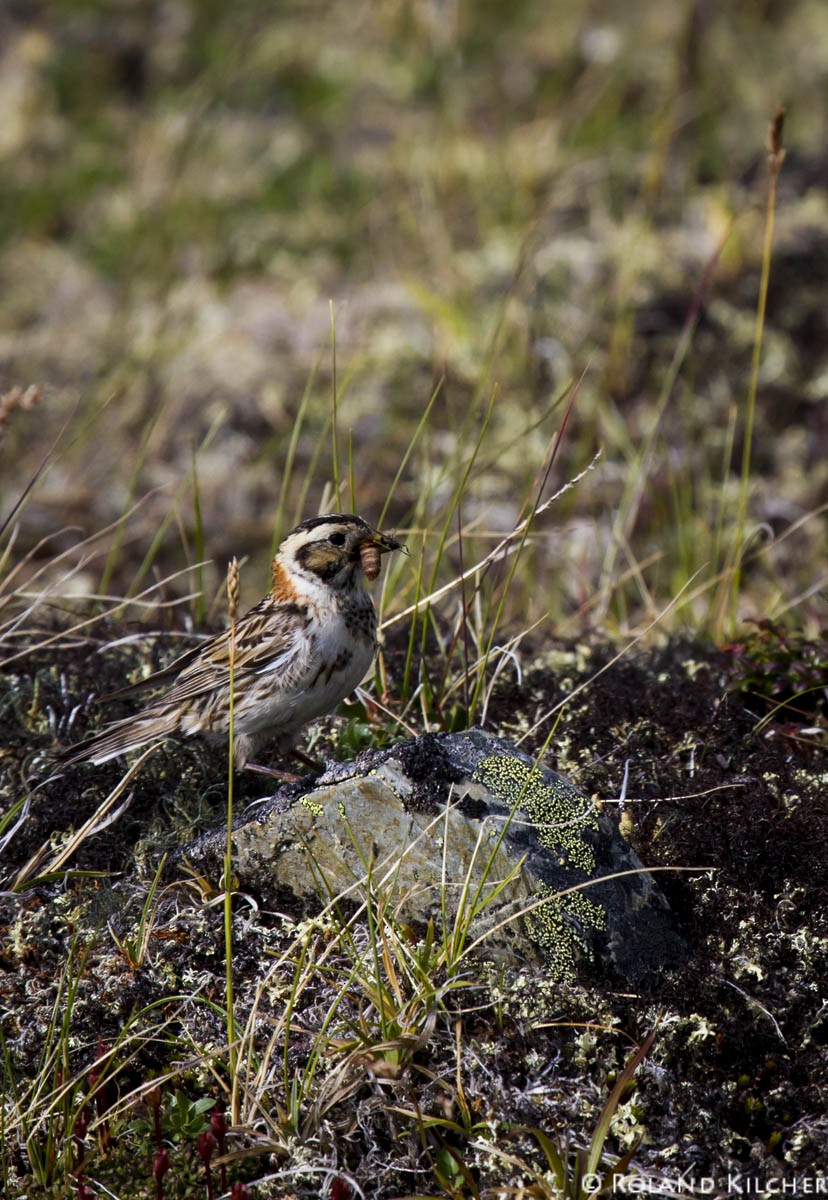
[1,931,93,1188]
[330,301,341,509]
[516,567,704,749]
[224,557,240,1122]
[386,462,596,634]
[268,362,318,553]
[1,554,203,672]
[0,394,54,546]
[347,430,356,513]
[190,447,207,626]
[296,409,334,523]
[409,385,498,717]
[466,379,578,719]
[11,744,159,890]
[598,225,732,627]
[126,410,224,600]
[97,406,164,602]
[711,403,739,602]
[483,1023,658,1198]
[724,107,786,635]
[377,379,443,530]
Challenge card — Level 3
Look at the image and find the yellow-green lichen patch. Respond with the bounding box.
[300,796,324,818]
[524,885,607,980]
[474,756,599,872]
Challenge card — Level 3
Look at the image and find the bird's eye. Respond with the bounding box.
[328,532,346,546]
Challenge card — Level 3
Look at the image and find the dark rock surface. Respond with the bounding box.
[184,729,686,985]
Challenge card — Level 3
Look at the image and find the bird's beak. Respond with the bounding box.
[369,529,403,555]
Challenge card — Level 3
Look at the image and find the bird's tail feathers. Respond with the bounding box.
[59,714,178,767]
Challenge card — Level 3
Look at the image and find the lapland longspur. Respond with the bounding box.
[62,514,402,770]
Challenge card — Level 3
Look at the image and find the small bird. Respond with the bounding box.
[62,514,402,772]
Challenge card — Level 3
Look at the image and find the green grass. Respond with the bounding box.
[3,2,826,635]
[0,794,660,1196]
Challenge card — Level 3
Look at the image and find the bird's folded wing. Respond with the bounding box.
[146,600,312,705]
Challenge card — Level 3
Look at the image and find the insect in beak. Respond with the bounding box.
[359,530,402,580]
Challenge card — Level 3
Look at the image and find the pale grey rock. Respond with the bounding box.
[185,730,685,985]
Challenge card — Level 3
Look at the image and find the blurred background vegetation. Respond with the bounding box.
[1,0,826,637]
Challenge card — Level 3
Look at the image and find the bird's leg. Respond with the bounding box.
[242,748,324,782]
[243,762,305,782]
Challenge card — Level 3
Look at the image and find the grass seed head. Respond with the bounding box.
[768,105,786,176]
[0,384,40,444]
[226,557,240,621]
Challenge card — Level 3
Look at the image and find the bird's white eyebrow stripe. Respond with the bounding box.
[291,513,370,536]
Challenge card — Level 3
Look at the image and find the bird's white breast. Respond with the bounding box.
[237,592,376,739]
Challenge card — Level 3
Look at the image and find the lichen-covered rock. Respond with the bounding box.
[185,729,685,986]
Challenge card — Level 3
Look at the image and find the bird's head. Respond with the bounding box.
[275,514,402,594]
